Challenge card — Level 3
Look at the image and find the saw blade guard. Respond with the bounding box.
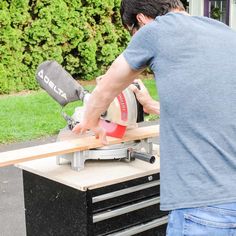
[102,88,138,127]
[71,88,138,138]
[101,88,138,138]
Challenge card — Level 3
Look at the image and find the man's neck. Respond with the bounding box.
[170,8,190,16]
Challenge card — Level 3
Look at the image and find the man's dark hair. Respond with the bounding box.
[120,0,185,27]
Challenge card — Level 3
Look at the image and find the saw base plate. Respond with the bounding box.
[56,139,155,171]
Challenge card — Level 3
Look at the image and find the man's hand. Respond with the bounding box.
[129,79,160,115]
[72,119,108,145]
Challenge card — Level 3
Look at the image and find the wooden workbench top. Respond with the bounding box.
[16,146,160,191]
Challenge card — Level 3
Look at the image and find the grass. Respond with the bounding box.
[0,79,158,144]
[143,79,159,100]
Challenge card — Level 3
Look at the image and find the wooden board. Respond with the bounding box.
[0,125,159,168]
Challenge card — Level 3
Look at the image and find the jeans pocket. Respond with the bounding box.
[204,205,236,217]
[183,213,236,236]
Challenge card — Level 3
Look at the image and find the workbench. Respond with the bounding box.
[17,147,168,236]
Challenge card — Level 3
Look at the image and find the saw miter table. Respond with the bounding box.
[0,61,168,235]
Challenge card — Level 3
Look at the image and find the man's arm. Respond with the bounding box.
[73,54,143,143]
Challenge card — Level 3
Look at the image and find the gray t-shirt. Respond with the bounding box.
[123,12,236,211]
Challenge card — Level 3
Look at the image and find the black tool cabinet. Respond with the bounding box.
[23,169,168,236]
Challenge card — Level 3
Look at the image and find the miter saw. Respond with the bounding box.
[36,61,156,171]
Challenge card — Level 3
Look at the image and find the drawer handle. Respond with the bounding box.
[92,180,160,203]
[93,196,160,223]
[106,216,168,236]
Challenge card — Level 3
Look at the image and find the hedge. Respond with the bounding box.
[0,0,130,94]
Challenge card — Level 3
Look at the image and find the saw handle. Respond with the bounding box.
[129,150,156,164]
[132,82,144,123]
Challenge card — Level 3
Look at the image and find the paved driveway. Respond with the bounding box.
[0,166,26,236]
[0,136,57,236]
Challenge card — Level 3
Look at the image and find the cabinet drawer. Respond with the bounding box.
[106,217,168,236]
[91,174,160,197]
[90,173,168,236]
[93,201,167,235]
[92,181,160,213]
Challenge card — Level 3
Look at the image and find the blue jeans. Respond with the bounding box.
[166,203,236,236]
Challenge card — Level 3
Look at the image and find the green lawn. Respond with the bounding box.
[0,79,158,144]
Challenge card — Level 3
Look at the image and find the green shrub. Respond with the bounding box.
[0,0,129,94]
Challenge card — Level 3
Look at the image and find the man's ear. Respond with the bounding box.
[136,13,153,25]
[136,13,146,25]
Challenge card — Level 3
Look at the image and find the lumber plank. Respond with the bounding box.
[0,125,159,168]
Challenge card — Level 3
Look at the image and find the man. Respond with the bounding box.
[73,0,236,235]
